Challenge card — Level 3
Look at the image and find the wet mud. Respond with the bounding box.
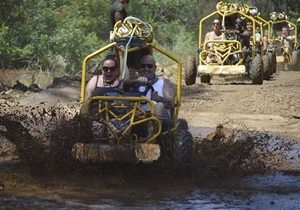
[1,101,299,176]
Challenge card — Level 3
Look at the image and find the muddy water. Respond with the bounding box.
[1,132,300,210]
[1,170,300,209]
[1,104,300,209]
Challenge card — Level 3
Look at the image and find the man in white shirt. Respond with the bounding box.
[138,55,175,118]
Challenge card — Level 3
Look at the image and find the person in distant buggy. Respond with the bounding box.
[281,26,295,53]
[110,0,129,30]
[204,18,223,63]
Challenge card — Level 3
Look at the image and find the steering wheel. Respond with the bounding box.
[224,30,237,40]
[126,81,155,96]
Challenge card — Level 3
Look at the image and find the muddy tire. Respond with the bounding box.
[268,52,274,75]
[172,119,193,173]
[177,118,188,131]
[291,50,299,67]
[262,55,271,80]
[200,74,211,84]
[272,52,277,73]
[287,51,300,71]
[184,56,197,86]
[249,55,263,84]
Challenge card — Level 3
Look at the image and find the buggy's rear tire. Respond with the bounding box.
[250,55,263,84]
[262,54,271,80]
[184,56,197,86]
[287,50,300,71]
[273,52,277,73]
[177,118,188,131]
[291,50,299,67]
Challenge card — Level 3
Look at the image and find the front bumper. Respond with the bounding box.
[71,143,160,164]
[197,65,246,75]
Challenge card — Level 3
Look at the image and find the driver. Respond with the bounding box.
[281,26,295,51]
[204,18,223,43]
[137,55,175,118]
[204,18,223,63]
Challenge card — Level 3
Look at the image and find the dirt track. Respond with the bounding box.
[180,69,300,140]
[3,66,299,141]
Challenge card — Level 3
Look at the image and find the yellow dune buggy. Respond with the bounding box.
[185,1,267,85]
[61,17,193,171]
[269,12,299,69]
[251,12,277,79]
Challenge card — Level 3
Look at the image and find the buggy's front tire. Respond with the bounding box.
[250,55,263,84]
[262,54,271,80]
[184,56,197,86]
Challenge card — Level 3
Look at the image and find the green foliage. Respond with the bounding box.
[0,0,110,74]
[0,0,299,74]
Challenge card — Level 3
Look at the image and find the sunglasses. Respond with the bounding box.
[140,64,154,68]
[103,66,116,72]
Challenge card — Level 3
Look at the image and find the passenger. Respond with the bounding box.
[204,18,223,63]
[234,18,250,48]
[110,0,129,30]
[263,29,269,53]
[281,26,295,51]
[138,55,175,118]
[254,26,262,53]
[255,26,262,44]
[298,19,300,41]
[109,0,129,41]
[81,54,120,113]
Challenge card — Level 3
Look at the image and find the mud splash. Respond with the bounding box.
[193,124,300,179]
[0,99,93,173]
[1,98,299,178]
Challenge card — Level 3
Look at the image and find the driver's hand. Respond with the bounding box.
[136,76,148,85]
[234,29,240,34]
[151,91,159,101]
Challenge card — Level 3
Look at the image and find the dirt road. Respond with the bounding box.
[180,70,300,140]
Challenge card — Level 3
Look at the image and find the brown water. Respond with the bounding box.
[1,171,300,209]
